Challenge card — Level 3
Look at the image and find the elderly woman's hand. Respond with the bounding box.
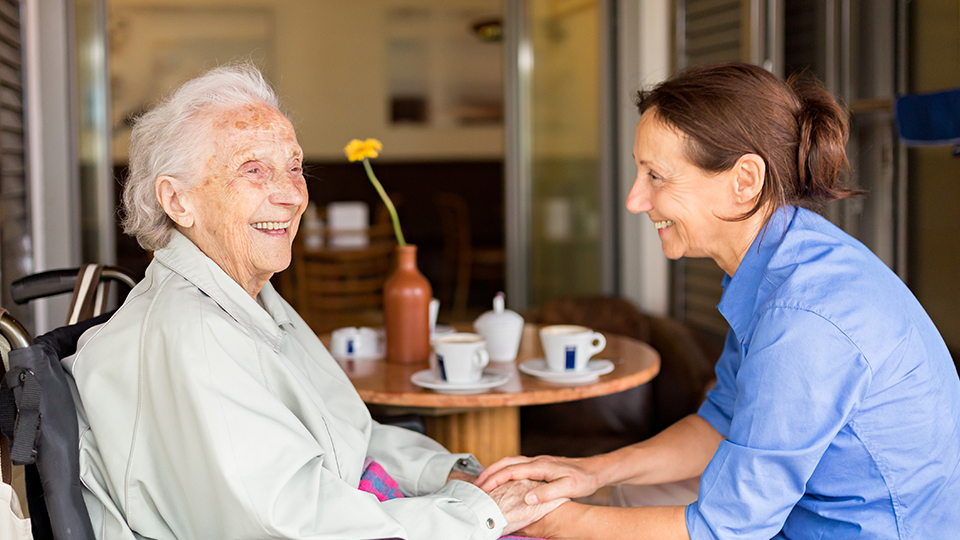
[477,455,602,506]
[488,478,568,534]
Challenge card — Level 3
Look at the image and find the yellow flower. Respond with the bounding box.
[344,138,383,162]
[345,138,406,246]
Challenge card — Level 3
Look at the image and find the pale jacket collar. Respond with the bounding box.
[153,230,292,351]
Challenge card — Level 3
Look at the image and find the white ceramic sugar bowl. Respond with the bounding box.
[473,292,524,362]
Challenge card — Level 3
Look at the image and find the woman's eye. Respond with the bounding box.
[242,162,267,178]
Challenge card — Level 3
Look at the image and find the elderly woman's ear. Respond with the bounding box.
[156,175,195,229]
[731,153,765,206]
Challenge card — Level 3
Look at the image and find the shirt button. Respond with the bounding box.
[486,518,495,529]
[458,458,469,466]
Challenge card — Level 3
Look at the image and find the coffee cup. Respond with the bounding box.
[539,325,606,372]
[331,327,380,358]
[433,333,490,383]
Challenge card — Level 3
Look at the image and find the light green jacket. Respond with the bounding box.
[64,231,506,540]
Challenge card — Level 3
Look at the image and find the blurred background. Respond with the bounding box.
[1,0,957,370]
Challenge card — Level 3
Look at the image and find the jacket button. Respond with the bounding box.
[486,518,495,529]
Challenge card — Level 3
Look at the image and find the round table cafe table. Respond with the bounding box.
[327,323,661,466]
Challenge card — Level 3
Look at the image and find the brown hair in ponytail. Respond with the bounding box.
[636,62,861,220]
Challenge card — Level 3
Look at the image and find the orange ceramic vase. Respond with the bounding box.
[383,245,432,363]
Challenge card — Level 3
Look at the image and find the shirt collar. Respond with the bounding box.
[153,230,287,351]
[717,205,797,340]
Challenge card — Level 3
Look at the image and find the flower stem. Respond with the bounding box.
[363,158,406,246]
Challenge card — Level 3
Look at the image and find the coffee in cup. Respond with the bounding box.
[331,327,380,358]
[539,325,606,372]
[433,333,490,383]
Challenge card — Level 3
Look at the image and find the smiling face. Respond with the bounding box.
[174,102,307,297]
[626,110,759,274]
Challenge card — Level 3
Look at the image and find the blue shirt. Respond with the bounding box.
[685,207,960,539]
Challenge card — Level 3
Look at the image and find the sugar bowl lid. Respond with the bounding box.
[474,292,524,330]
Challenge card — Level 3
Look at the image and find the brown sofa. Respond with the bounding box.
[521,296,724,457]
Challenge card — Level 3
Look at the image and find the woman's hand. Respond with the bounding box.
[476,455,603,505]
[488,479,568,534]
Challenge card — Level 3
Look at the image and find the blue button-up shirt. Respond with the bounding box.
[686,207,960,539]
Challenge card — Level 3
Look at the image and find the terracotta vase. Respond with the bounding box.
[383,245,432,364]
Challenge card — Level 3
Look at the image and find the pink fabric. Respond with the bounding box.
[359,457,404,502]
[358,457,546,540]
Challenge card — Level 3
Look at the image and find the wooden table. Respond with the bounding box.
[328,323,661,465]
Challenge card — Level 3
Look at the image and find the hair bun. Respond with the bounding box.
[788,73,852,202]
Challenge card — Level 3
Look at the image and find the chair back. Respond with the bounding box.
[433,192,505,319]
[291,222,396,334]
[433,192,473,318]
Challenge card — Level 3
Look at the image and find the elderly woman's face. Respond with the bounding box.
[626,111,737,263]
[184,103,307,296]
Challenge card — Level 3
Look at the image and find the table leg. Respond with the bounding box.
[424,406,520,466]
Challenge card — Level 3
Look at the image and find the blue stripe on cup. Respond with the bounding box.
[438,355,448,381]
[347,339,354,355]
[565,345,576,370]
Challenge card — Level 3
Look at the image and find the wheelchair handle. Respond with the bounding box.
[0,312,31,348]
[11,267,137,304]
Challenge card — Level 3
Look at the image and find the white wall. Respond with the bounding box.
[108,0,505,162]
[617,0,670,316]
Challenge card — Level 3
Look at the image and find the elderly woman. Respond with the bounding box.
[478,63,960,539]
[65,65,558,540]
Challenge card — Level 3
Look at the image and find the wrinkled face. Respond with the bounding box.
[182,103,307,295]
[626,111,734,262]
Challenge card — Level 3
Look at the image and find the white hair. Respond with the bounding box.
[122,63,283,251]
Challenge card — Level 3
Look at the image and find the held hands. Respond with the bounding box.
[488,478,568,535]
[476,455,602,505]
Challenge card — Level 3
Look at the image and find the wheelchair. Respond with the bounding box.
[1,265,136,540]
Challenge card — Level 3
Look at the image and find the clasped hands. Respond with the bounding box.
[474,455,602,535]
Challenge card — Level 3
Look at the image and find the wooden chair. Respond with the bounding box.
[433,192,505,320]
[290,222,397,335]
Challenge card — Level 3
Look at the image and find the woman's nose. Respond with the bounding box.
[271,173,306,207]
[625,175,652,214]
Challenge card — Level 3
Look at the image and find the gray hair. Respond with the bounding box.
[122,63,283,251]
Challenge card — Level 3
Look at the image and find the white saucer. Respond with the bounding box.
[332,343,386,363]
[410,369,510,395]
[333,351,384,362]
[518,358,615,383]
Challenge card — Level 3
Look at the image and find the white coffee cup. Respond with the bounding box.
[539,325,606,372]
[434,333,490,383]
[331,327,380,358]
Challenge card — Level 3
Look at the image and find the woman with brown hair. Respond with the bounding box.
[477,63,960,539]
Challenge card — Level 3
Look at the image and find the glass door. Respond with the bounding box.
[506,0,615,309]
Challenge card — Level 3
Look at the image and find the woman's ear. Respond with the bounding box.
[732,153,765,205]
[156,175,195,229]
